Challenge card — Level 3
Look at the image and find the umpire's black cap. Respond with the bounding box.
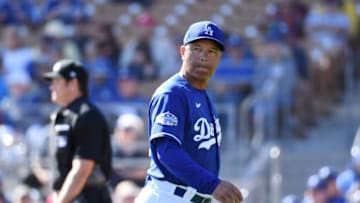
[43,59,89,96]
[43,59,88,82]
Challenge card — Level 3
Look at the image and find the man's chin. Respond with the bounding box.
[51,97,59,104]
[196,70,212,79]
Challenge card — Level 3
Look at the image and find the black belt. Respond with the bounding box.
[174,186,212,203]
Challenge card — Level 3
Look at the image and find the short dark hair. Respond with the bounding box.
[64,76,88,97]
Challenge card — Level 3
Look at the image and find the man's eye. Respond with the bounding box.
[209,49,217,54]
[191,47,201,51]
[208,49,218,56]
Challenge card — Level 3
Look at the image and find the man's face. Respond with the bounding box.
[326,179,338,197]
[180,39,222,83]
[114,127,138,147]
[307,189,327,203]
[49,77,72,106]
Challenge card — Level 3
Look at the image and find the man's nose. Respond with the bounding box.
[199,52,207,62]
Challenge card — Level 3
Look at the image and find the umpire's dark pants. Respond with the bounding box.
[72,185,112,203]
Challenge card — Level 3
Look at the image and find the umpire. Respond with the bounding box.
[43,59,112,203]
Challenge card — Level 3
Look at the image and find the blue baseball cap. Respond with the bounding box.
[183,21,225,51]
[318,166,338,181]
[306,174,327,190]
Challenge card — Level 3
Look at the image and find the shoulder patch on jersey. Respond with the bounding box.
[155,111,178,126]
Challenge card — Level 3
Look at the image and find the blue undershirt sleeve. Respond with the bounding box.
[154,138,221,194]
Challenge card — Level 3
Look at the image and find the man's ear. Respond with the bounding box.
[70,78,79,92]
[180,45,186,60]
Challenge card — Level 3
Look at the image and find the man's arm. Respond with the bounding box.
[155,138,243,203]
[30,156,53,185]
[55,158,94,203]
[154,138,220,194]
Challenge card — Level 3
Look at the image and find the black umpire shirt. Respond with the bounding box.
[51,97,112,191]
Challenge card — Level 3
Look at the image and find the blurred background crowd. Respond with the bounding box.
[0,0,360,202]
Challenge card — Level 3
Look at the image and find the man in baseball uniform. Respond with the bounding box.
[136,21,243,203]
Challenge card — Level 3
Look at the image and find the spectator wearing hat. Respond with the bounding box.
[110,113,149,188]
[318,166,348,203]
[337,153,360,201]
[301,174,328,203]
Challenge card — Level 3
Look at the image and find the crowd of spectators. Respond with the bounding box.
[281,151,360,203]
[0,0,359,202]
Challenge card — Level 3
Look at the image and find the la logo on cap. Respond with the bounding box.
[204,24,214,36]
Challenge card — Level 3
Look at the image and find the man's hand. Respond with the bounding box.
[212,180,243,203]
[56,159,94,203]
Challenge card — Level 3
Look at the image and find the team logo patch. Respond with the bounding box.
[155,111,178,126]
[57,136,67,148]
[204,23,214,36]
[55,124,70,131]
